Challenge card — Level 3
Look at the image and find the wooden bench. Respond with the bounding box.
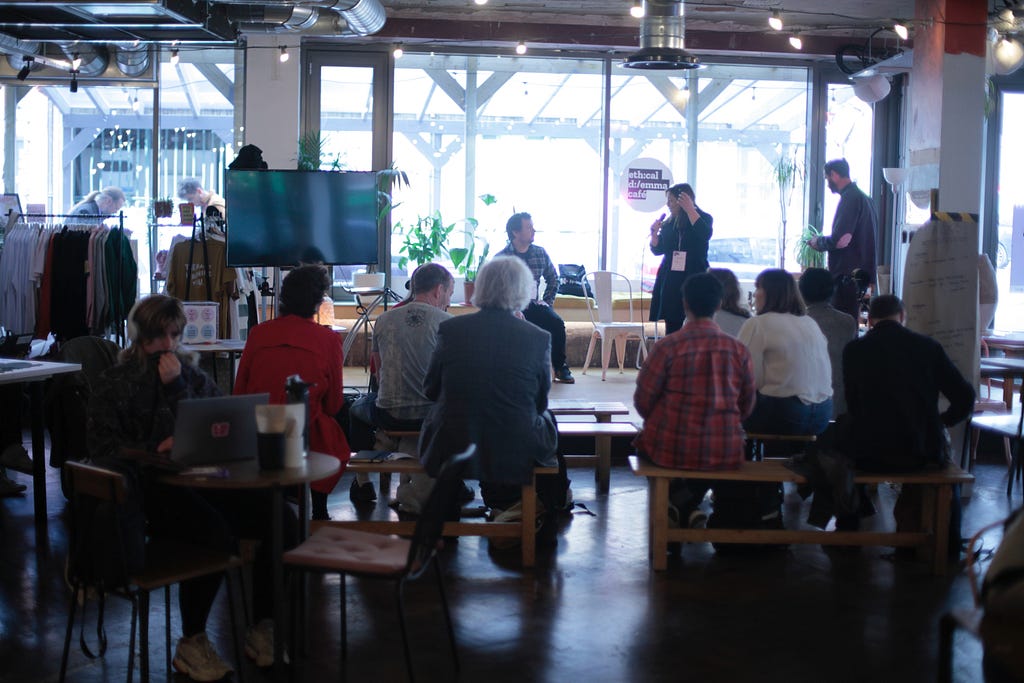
[377,423,639,496]
[628,455,974,575]
[319,458,557,568]
[559,421,638,494]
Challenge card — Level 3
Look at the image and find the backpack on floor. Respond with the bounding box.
[706,481,784,553]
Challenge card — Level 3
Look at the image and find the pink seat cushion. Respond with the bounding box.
[284,527,410,574]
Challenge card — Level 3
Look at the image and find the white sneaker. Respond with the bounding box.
[173,633,233,682]
[245,618,274,668]
[688,510,708,529]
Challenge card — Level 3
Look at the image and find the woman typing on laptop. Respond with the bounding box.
[87,294,292,679]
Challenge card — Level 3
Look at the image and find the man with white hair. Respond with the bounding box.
[419,256,569,514]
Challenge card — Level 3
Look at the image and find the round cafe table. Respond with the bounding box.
[162,451,340,676]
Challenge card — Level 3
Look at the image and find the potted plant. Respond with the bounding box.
[449,194,497,301]
[395,211,458,271]
[795,224,825,270]
[153,198,173,218]
[772,151,802,270]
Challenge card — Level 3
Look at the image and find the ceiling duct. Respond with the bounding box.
[114,43,151,77]
[218,0,385,36]
[58,43,109,77]
[622,0,699,70]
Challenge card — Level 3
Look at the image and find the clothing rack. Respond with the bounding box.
[15,211,130,346]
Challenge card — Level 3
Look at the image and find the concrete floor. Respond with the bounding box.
[1,369,1020,682]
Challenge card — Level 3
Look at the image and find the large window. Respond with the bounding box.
[993,91,1024,330]
[392,53,605,282]
[609,64,810,286]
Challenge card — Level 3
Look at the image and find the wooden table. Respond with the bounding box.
[550,400,631,493]
[983,331,1024,358]
[163,451,339,677]
[980,357,1024,410]
[0,359,81,527]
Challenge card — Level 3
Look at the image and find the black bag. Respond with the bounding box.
[69,463,146,591]
[557,264,593,298]
[706,481,784,553]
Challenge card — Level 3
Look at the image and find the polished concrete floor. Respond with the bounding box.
[1,369,1020,682]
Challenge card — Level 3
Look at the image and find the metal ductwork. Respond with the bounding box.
[622,0,700,70]
[58,43,109,77]
[217,0,385,36]
[114,43,151,77]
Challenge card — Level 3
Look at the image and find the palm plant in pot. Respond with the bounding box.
[448,194,497,302]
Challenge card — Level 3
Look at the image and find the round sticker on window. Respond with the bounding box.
[620,158,673,213]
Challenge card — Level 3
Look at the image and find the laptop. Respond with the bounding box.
[170,393,269,467]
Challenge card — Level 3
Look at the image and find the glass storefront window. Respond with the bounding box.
[995,91,1024,330]
[392,53,605,282]
[610,64,809,286]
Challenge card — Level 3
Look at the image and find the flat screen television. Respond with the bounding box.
[225,169,378,267]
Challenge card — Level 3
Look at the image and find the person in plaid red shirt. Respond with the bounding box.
[634,274,756,527]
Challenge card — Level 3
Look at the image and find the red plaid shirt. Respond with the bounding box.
[634,318,756,470]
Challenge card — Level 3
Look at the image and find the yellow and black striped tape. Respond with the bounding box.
[930,210,978,223]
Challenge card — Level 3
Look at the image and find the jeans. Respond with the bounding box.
[348,394,423,451]
[743,393,832,437]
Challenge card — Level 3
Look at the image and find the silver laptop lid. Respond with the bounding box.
[171,393,270,466]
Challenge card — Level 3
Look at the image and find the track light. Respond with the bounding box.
[788,33,803,50]
[70,72,78,93]
[392,44,404,59]
[16,57,32,81]
[630,1,644,19]
[474,0,487,4]
[279,46,289,63]
[893,21,909,40]
[515,40,527,55]
[170,48,179,66]
[769,10,783,31]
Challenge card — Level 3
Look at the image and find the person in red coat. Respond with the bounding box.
[234,265,349,519]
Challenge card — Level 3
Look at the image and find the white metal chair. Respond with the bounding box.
[581,271,648,380]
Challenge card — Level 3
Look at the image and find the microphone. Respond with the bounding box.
[658,213,666,223]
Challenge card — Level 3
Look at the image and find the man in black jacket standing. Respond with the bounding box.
[810,158,878,319]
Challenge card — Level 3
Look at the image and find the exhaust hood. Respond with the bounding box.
[622,0,700,71]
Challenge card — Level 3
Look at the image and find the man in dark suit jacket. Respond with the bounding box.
[419,256,560,512]
[841,294,974,473]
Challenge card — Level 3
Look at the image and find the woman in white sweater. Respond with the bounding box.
[737,268,833,436]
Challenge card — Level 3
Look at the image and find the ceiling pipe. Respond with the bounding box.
[216,0,385,36]
[58,42,110,77]
[622,0,700,70]
[0,33,77,71]
[114,42,151,77]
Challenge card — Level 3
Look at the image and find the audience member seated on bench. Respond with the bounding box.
[633,274,756,529]
[88,294,295,677]
[734,269,833,527]
[419,256,571,520]
[234,265,349,521]
[838,294,974,542]
[799,267,858,418]
[348,264,454,505]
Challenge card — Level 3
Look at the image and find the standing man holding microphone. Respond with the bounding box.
[649,183,714,335]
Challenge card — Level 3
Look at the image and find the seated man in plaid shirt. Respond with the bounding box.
[633,273,756,528]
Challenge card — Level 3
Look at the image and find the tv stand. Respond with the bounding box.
[341,286,402,360]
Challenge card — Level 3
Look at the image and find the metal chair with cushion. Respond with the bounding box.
[283,445,476,682]
[581,270,648,380]
[59,461,245,683]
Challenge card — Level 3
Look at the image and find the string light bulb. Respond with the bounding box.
[515,40,527,55]
[768,10,783,31]
[71,52,82,70]
[893,21,909,40]
[170,48,179,65]
[630,1,644,19]
[788,33,803,50]
[70,71,78,93]
[279,46,289,62]
[392,44,404,59]
[474,0,487,4]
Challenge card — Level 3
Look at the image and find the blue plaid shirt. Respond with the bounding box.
[498,243,559,305]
